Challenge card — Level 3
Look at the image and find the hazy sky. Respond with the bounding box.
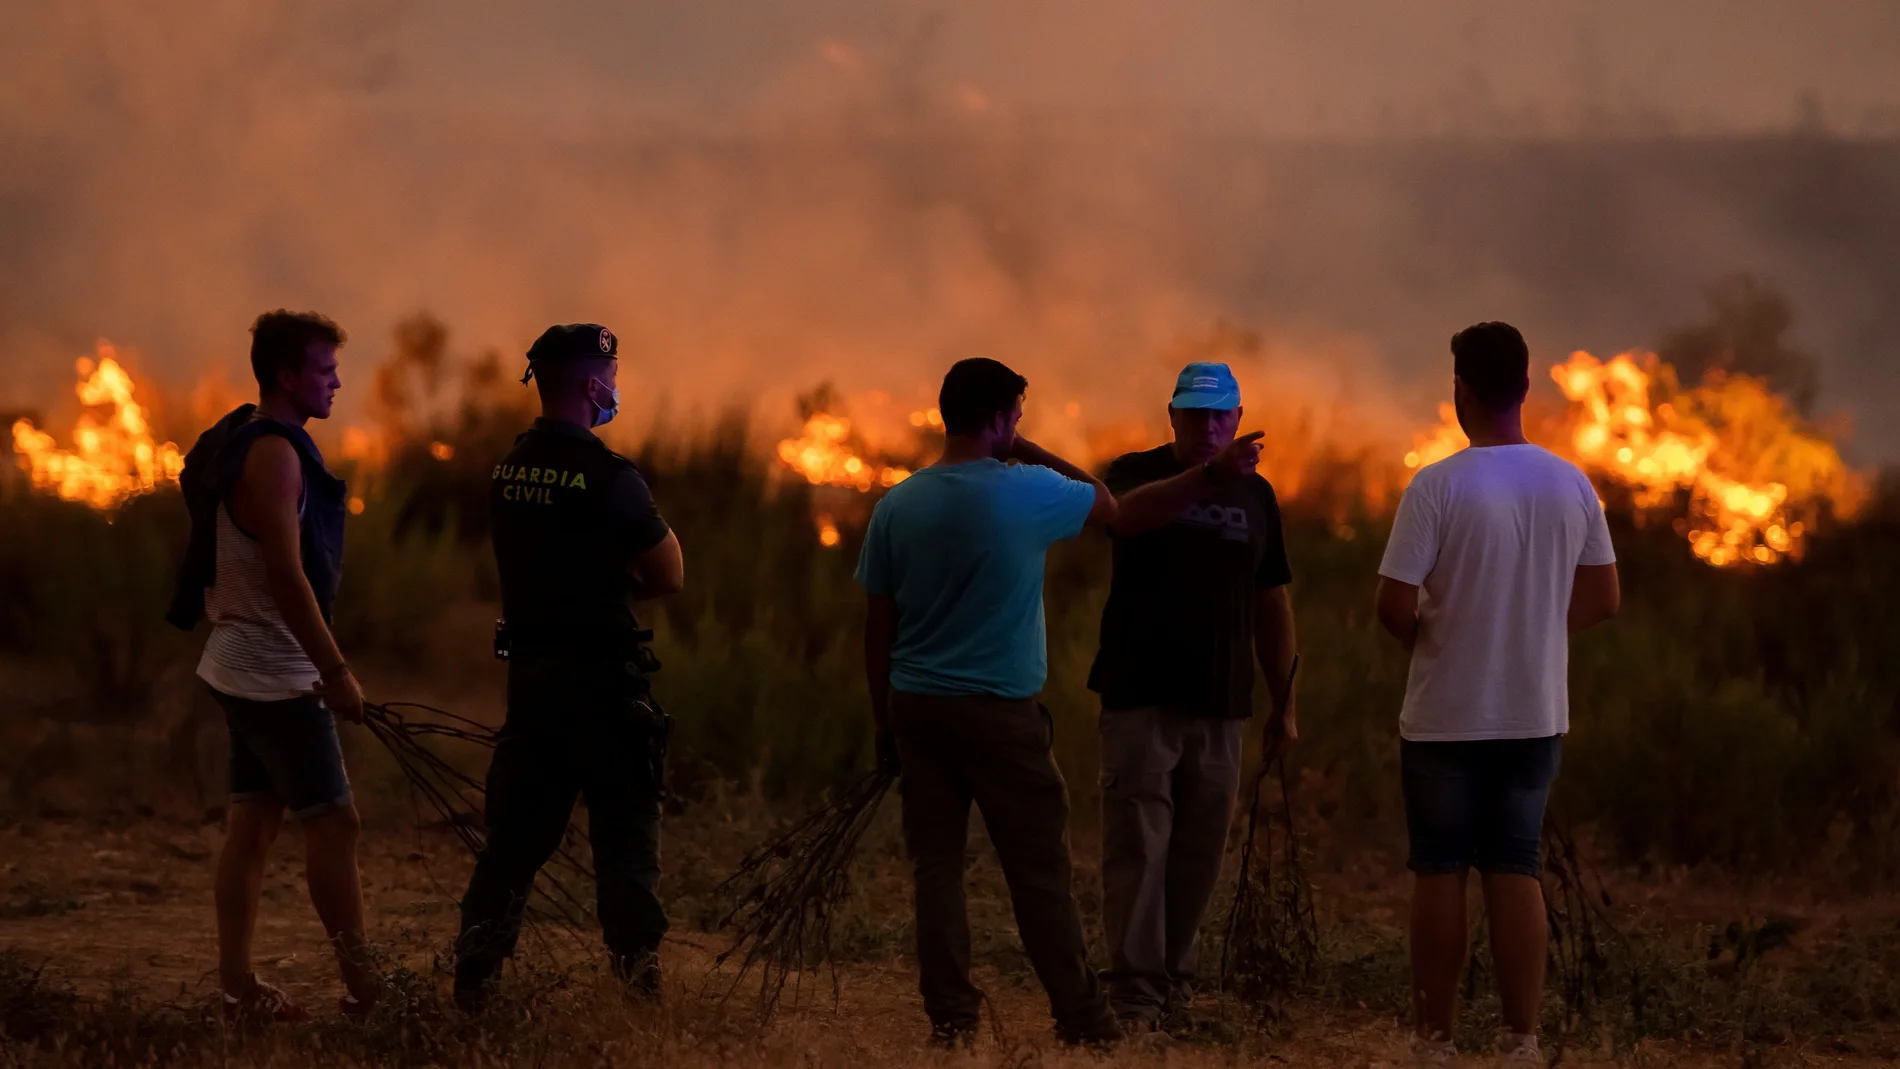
[400,0,1900,135]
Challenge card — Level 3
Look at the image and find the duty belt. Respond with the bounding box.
[493,620,662,674]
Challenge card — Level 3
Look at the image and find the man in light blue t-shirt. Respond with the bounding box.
[857,357,1119,1049]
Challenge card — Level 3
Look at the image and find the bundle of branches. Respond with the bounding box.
[363,701,599,946]
[709,766,897,1018]
[1218,659,1319,1018]
[1217,753,1320,1015]
[1542,813,1617,1055]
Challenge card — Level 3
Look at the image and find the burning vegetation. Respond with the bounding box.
[778,347,1865,569]
[4,315,1871,573]
[9,343,184,510]
[774,412,913,493]
[769,385,928,554]
[1549,351,1860,567]
[1401,349,1862,567]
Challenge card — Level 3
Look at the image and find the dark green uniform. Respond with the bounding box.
[455,415,672,997]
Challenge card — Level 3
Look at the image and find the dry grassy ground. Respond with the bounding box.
[2,815,1898,1068]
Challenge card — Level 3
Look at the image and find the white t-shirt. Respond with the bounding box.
[1378,444,1615,741]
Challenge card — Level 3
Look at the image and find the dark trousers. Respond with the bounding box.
[890,689,1112,1035]
[456,656,668,988]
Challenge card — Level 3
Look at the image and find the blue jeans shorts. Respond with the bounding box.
[1400,735,1562,878]
[211,687,354,820]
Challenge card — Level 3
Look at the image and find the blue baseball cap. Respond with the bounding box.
[1171,362,1240,410]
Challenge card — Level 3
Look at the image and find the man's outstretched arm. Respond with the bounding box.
[1375,576,1421,652]
[1112,432,1266,537]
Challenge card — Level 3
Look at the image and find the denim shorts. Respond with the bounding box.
[1400,735,1562,878]
[211,687,354,820]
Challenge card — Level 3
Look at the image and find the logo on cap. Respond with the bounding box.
[599,328,614,353]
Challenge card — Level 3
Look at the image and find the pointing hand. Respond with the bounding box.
[1206,431,1265,483]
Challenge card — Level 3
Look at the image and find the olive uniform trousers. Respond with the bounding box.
[456,654,668,991]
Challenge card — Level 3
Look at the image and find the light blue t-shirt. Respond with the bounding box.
[855,459,1097,700]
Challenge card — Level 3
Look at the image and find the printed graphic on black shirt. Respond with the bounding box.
[491,418,670,657]
[1087,444,1291,719]
[1178,501,1253,541]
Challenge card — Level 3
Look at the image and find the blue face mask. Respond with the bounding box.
[590,378,620,428]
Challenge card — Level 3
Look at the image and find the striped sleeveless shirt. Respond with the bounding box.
[197,496,321,701]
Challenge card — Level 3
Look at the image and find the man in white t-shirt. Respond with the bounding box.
[1375,322,1621,1066]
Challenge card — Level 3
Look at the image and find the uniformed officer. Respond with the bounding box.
[454,323,685,1009]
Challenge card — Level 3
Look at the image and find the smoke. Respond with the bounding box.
[3,1,1898,460]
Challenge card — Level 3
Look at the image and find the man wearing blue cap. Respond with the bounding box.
[455,324,686,1009]
[1086,361,1298,1034]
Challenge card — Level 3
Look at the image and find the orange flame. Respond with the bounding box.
[1401,350,1861,567]
[1552,351,1861,567]
[1553,352,1708,505]
[1403,402,1469,472]
[776,412,912,492]
[766,345,1861,567]
[10,344,185,510]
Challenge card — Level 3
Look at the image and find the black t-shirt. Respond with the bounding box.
[491,418,670,657]
[1086,445,1292,719]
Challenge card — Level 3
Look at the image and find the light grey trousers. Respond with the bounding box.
[1098,707,1245,1021]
